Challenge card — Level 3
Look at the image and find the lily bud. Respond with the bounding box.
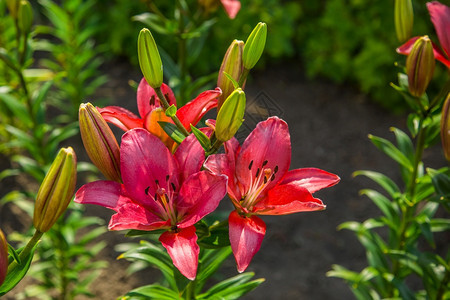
[406,36,435,97]
[394,0,413,43]
[79,103,121,182]
[217,39,244,110]
[33,147,77,232]
[0,229,7,287]
[215,88,246,142]
[243,22,267,70]
[138,28,163,89]
[18,0,33,35]
[6,0,19,18]
[441,93,450,162]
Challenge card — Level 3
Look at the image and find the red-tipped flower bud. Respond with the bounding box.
[33,147,77,232]
[406,36,435,97]
[79,103,121,182]
[215,88,246,142]
[243,22,267,70]
[0,229,7,287]
[395,0,414,43]
[138,28,163,89]
[441,93,450,162]
[217,39,244,110]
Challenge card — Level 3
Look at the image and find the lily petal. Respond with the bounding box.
[176,171,227,228]
[220,0,241,19]
[175,133,205,182]
[109,202,170,231]
[279,168,340,194]
[143,107,175,148]
[137,79,177,118]
[177,88,221,131]
[236,117,291,194]
[427,1,450,57]
[120,128,179,213]
[204,153,242,201]
[229,211,266,273]
[74,181,132,211]
[159,226,199,280]
[397,36,450,68]
[254,183,326,215]
[98,106,144,131]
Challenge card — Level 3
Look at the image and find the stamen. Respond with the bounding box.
[155,179,159,186]
[150,95,156,106]
[166,175,170,181]
[248,160,254,170]
[255,168,260,178]
[264,176,268,184]
[262,160,268,167]
[271,174,276,181]
[171,182,176,192]
[274,165,279,173]
[145,186,150,195]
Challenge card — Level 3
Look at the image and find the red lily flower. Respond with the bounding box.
[220,0,241,19]
[75,129,227,280]
[204,117,340,272]
[397,1,450,68]
[97,78,222,149]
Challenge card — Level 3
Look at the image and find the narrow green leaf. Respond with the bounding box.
[196,247,233,291]
[368,134,413,171]
[353,170,400,197]
[190,125,211,151]
[223,71,240,89]
[0,94,32,127]
[158,121,185,144]
[360,189,399,226]
[125,284,182,300]
[390,127,414,162]
[0,244,38,295]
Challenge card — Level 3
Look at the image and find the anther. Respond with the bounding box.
[145,186,150,195]
[262,160,268,167]
[155,179,159,185]
[270,174,276,181]
[149,95,156,106]
[255,168,260,178]
[264,176,268,184]
[171,182,176,192]
[166,175,170,181]
[248,160,254,170]
[274,165,279,173]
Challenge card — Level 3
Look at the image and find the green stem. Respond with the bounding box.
[154,87,190,137]
[238,68,250,87]
[176,0,188,104]
[7,230,43,273]
[185,279,197,300]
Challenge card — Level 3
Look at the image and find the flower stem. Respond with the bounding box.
[7,230,43,273]
[185,279,197,300]
[238,68,250,87]
[154,86,190,137]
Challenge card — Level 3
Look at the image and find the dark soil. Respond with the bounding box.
[2,60,446,299]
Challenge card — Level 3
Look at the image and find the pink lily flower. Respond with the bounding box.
[98,78,221,149]
[204,117,340,272]
[75,128,227,280]
[397,1,450,68]
[220,0,241,19]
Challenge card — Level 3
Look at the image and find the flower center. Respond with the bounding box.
[241,160,278,209]
[145,177,178,225]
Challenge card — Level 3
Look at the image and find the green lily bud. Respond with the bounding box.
[18,0,33,35]
[0,229,7,287]
[406,36,435,97]
[441,93,450,162]
[6,0,19,18]
[243,22,267,70]
[215,88,246,142]
[79,103,121,182]
[395,0,414,43]
[217,39,244,110]
[33,147,77,232]
[138,28,163,89]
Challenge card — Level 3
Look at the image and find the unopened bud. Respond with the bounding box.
[217,39,244,110]
[441,93,450,162]
[79,103,121,182]
[33,147,77,232]
[395,0,413,43]
[243,22,267,70]
[406,36,435,97]
[215,88,246,142]
[138,28,163,89]
[18,0,33,35]
[0,229,7,287]
[6,0,19,18]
